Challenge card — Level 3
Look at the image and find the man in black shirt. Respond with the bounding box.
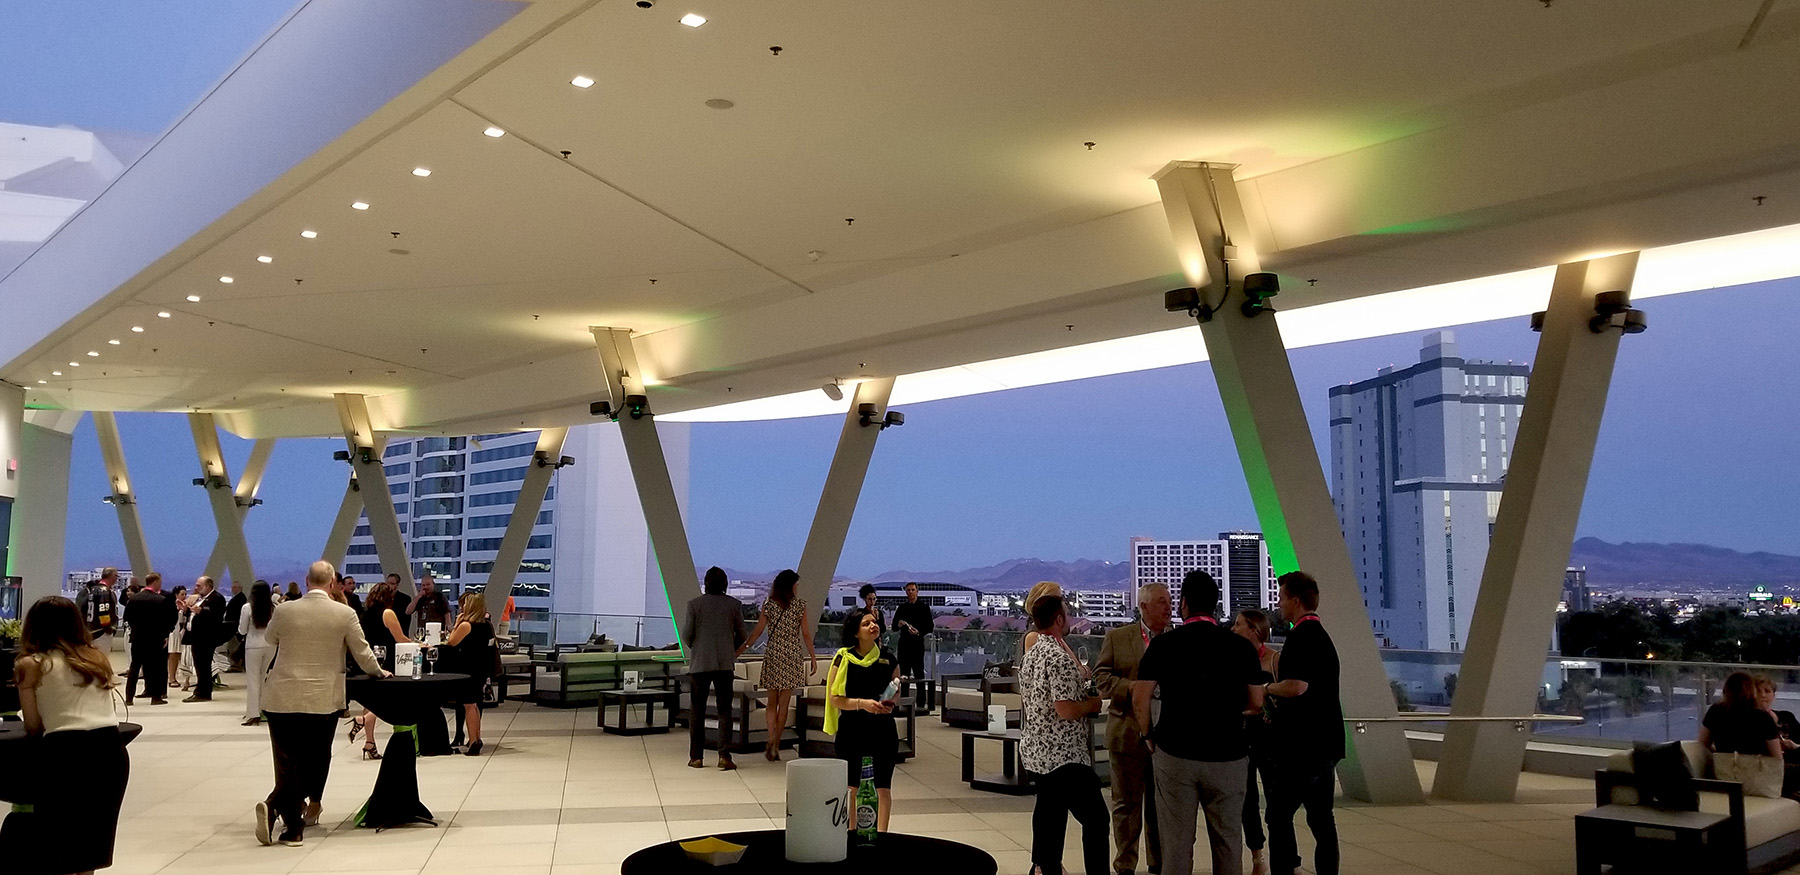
[185,576,228,702]
[386,573,414,636]
[893,583,935,707]
[1263,571,1343,875]
[1132,570,1265,875]
[123,572,173,705]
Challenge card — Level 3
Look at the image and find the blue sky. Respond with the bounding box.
[58,278,1800,579]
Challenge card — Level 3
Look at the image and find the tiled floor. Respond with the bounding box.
[76,673,1641,874]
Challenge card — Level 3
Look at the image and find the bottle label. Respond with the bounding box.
[856,806,876,830]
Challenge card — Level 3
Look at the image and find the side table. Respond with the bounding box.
[598,688,680,735]
[1574,804,1736,874]
[961,729,1032,795]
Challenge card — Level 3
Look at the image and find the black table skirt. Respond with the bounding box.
[0,722,142,804]
[346,674,468,757]
[621,829,996,874]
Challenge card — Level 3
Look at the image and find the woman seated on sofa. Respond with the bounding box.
[1700,671,1781,759]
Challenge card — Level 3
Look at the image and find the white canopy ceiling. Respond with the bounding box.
[5,0,1798,436]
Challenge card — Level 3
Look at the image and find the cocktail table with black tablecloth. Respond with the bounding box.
[0,721,143,803]
[344,674,468,829]
[621,830,996,874]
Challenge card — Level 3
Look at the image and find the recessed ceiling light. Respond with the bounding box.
[69,362,79,367]
[36,380,45,385]
[186,295,201,302]
[108,339,121,345]
[351,201,370,211]
[412,167,431,177]
[483,126,505,138]
[157,311,171,318]
[680,13,706,27]
[52,371,62,376]
[257,255,273,263]
[301,230,318,239]
[86,351,99,357]
[571,75,595,88]
[131,326,144,332]
[219,276,234,283]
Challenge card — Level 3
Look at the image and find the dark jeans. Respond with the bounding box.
[265,712,337,839]
[1032,763,1110,875]
[125,643,167,701]
[1243,749,1272,851]
[191,641,217,699]
[688,670,734,761]
[1265,757,1339,875]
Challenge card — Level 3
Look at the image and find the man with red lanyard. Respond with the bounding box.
[1131,570,1266,875]
[1093,582,1171,875]
[1262,571,1342,875]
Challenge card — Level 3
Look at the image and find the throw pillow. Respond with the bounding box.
[1714,752,1786,798]
[1631,740,1699,810]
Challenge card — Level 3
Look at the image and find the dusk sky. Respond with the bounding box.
[12,2,1800,581]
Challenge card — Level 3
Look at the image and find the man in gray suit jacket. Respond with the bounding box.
[254,560,388,848]
[684,566,746,770]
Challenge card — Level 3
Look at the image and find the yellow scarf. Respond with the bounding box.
[823,645,881,736]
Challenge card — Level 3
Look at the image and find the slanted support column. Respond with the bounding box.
[591,327,700,645]
[1433,253,1640,802]
[93,412,155,579]
[321,472,364,567]
[334,394,411,597]
[187,413,255,586]
[485,427,568,607]
[1156,160,1423,804]
[796,378,897,613]
[204,438,274,580]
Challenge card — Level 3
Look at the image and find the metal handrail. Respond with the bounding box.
[1344,714,1585,733]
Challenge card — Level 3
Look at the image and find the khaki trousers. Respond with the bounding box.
[1109,739,1161,873]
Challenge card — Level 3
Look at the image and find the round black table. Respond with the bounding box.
[0,721,142,804]
[621,830,996,874]
[344,674,467,830]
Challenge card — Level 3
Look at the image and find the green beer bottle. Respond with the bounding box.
[854,756,878,846]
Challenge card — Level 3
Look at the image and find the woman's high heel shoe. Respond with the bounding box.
[464,740,483,757]
[362,741,381,760]
[346,718,362,744]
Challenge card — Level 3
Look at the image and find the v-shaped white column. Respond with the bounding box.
[93,411,154,579]
[1155,160,1422,804]
[334,394,412,597]
[188,413,255,586]
[796,378,897,615]
[484,427,568,607]
[203,438,274,580]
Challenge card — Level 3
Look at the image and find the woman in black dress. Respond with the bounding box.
[350,582,413,759]
[441,592,494,756]
[1700,671,1781,758]
[826,608,900,833]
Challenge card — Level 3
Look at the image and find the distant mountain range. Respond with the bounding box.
[1568,537,1800,587]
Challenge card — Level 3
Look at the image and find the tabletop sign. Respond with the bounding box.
[784,759,848,863]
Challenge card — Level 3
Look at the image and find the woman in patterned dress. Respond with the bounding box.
[740,569,817,760]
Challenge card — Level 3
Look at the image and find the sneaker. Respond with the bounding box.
[303,801,321,827]
[253,801,274,847]
[279,832,304,848]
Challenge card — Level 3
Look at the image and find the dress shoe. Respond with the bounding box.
[688,758,705,769]
[718,756,737,771]
[303,801,321,827]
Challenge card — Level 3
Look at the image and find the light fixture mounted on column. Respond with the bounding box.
[101,494,134,506]
[590,399,615,420]
[534,451,577,469]
[1588,290,1647,335]
[235,496,264,508]
[192,476,228,490]
[822,381,844,402]
[624,394,650,419]
[1164,272,1280,322]
[331,447,375,464]
[1239,272,1280,318]
[858,403,904,429]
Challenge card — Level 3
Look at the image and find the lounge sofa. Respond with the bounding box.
[940,663,1021,729]
[1580,741,1800,874]
[531,648,682,707]
[678,657,833,753]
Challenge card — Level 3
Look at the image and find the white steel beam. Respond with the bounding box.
[1155,160,1423,804]
[204,438,274,580]
[92,411,154,578]
[796,378,897,614]
[484,427,568,610]
[1433,253,1639,801]
[334,394,412,596]
[592,327,700,643]
[187,412,255,586]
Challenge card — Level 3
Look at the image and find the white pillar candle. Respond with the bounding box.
[785,759,848,863]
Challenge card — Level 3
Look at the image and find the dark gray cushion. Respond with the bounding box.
[1632,740,1699,811]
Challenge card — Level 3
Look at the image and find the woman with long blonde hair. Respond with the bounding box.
[0,596,128,874]
[442,591,495,755]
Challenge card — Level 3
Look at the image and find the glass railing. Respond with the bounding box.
[512,613,679,651]
[1376,648,1800,747]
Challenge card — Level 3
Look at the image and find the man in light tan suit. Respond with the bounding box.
[254,560,387,848]
[1093,582,1173,875]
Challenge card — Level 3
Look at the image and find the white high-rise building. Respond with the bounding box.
[1129,533,1275,622]
[1330,331,1528,651]
[343,423,687,646]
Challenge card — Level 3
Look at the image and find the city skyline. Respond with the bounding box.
[48,277,1800,586]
